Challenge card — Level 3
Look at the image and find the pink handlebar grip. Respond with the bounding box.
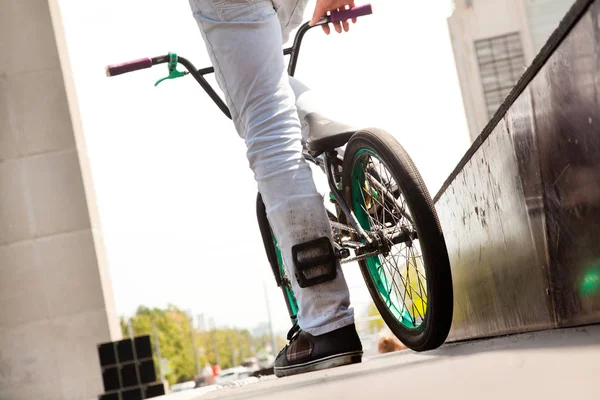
[105,57,153,77]
[330,4,373,23]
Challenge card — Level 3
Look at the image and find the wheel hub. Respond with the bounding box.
[365,229,390,257]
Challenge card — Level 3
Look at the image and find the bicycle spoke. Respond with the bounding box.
[381,255,408,319]
[405,247,425,321]
[353,151,427,328]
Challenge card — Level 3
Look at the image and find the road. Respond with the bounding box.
[156,325,600,400]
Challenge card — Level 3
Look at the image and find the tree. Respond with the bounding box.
[121,305,196,385]
[121,305,286,385]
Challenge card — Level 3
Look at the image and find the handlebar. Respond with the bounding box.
[104,4,373,119]
[105,57,153,77]
[329,4,373,23]
[105,3,373,78]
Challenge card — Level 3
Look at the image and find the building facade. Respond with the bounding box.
[448,0,575,141]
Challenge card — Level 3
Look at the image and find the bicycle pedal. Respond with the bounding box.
[292,237,337,288]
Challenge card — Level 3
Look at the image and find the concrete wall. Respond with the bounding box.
[0,1,120,399]
[437,0,600,342]
[448,0,534,142]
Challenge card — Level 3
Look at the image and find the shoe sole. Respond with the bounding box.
[274,351,363,378]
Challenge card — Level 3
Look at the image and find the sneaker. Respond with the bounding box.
[274,323,363,378]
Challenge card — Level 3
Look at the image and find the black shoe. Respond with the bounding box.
[274,323,363,378]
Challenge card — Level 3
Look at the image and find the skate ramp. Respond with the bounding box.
[434,0,600,341]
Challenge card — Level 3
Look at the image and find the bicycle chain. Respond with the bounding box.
[329,221,381,263]
[340,251,380,264]
[330,220,357,234]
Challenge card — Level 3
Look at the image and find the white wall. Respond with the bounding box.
[0,1,120,399]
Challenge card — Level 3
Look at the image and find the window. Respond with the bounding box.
[475,33,526,118]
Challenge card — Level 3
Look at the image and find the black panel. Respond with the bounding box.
[98,342,117,367]
[116,339,134,363]
[119,363,138,388]
[121,387,142,400]
[134,336,152,359]
[102,367,120,392]
[99,393,119,400]
[138,360,156,384]
[144,383,166,398]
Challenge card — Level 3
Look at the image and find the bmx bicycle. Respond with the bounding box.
[105,4,453,351]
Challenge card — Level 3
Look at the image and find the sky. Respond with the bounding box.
[56,0,471,335]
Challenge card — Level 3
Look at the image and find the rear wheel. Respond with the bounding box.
[342,129,453,351]
[256,193,298,325]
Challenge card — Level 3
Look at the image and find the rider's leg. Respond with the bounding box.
[273,0,311,44]
[188,0,354,336]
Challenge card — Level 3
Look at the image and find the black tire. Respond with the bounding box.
[256,193,282,287]
[256,192,299,325]
[342,128,453,351]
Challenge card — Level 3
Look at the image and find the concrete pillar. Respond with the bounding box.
[0,1,120,399]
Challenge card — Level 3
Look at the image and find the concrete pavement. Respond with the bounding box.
[155,324,600,400]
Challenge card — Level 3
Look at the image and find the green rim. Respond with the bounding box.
[273,236,299,318]
[351,149,427,330]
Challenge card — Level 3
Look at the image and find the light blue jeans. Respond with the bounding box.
[188,0,354,336]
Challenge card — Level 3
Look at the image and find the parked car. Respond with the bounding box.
[169,380,196,393]
[214,367,253,385]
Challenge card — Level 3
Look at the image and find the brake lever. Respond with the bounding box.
[155,52,188,87]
